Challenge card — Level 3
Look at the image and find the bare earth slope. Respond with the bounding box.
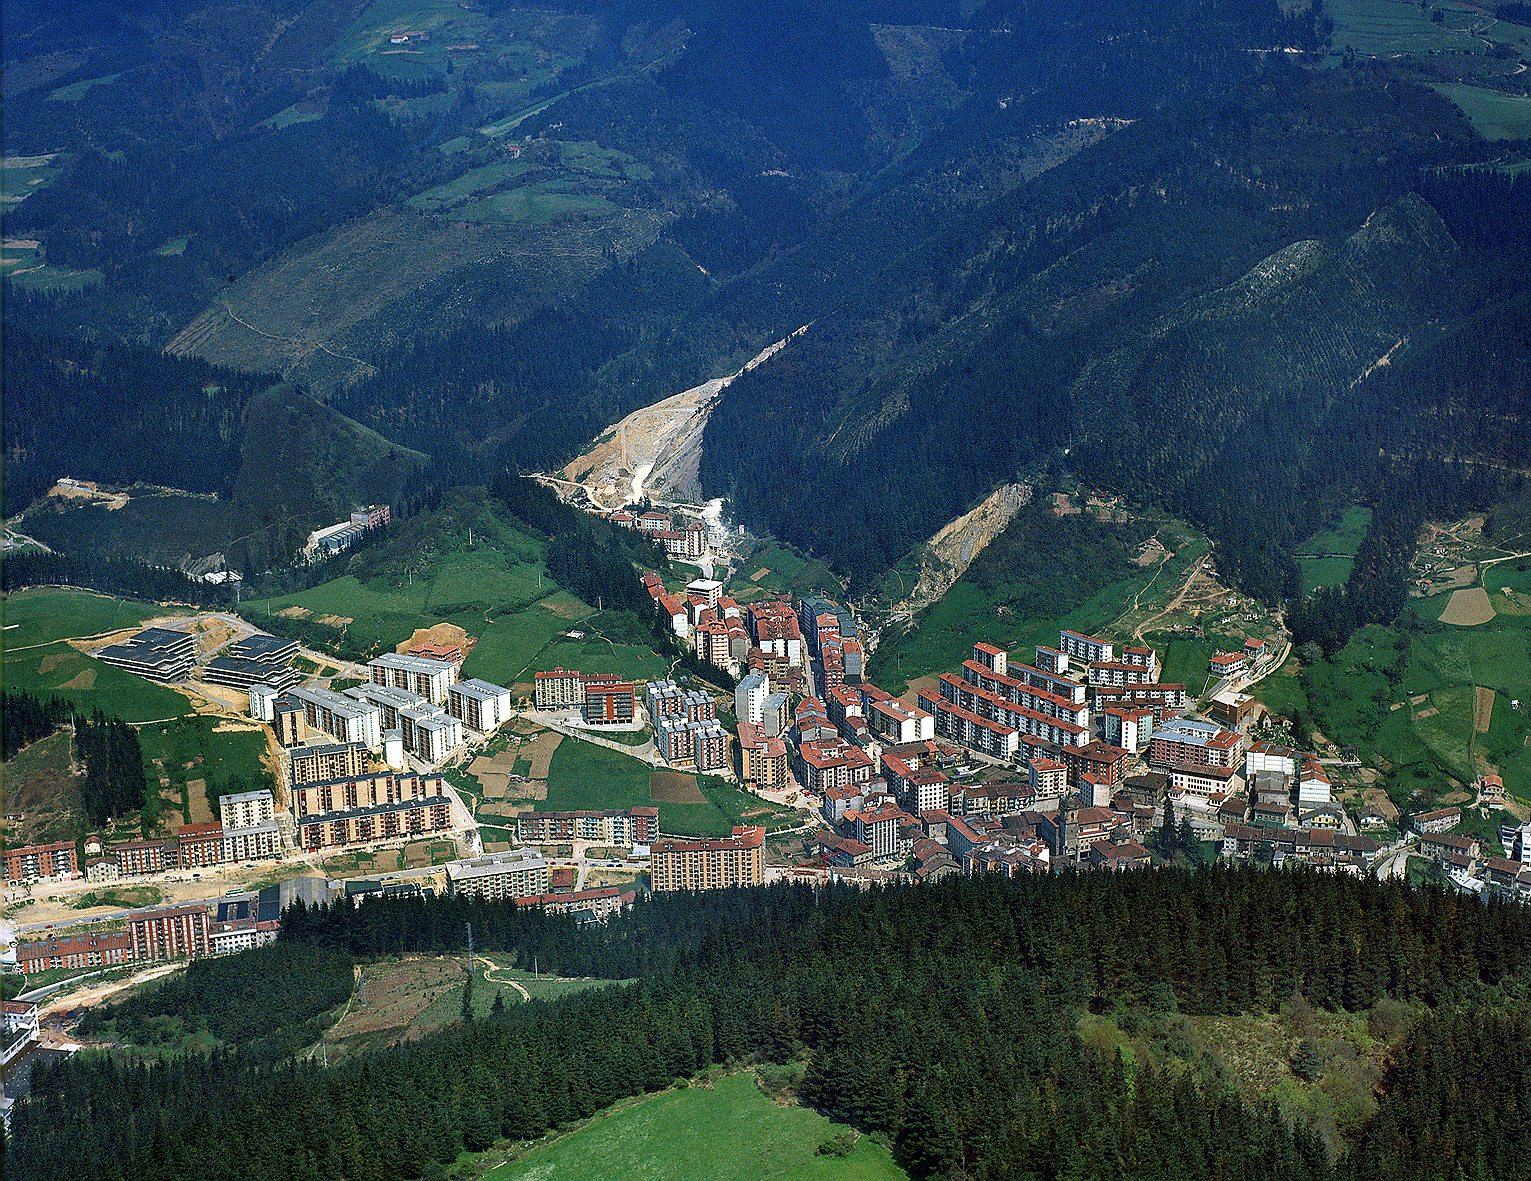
[556,326,810,511]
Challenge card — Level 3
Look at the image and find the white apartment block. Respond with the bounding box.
[448,678,513,732]
[1059,630,1114,666]
[736,670,769,727]
[446,850,549,901]
[368,652,457,705]
[220,789,275,831]
[287,685,384,749]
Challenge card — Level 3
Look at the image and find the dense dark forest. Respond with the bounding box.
[490,472,668,617]
[2,689,74,760]
[78,942,355,1061]
[72,709,149,827]
[1,692,149,824]
[0,327,272,517]
[11,869,1531,1181]
[0,551,234,607]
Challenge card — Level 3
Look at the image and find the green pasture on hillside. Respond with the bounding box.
[1295,506,1371,592]
[3,587,187,648]
[4,643,191,723]
[539,741,798,836]
[2,152,67,209]
[1254,613,1531,802]
[1327,0,1489,57]
[406,162,534,211]
[1431,83,1531,142]
[48,73,122,102]
[461,604,579,686]
[455,181,619,225]
[485,1071,908,1181]
[869,572,1149,694]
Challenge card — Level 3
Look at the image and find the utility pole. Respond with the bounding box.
[466,921,474,978]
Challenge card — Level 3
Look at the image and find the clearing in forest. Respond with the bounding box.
[1440,587,1494,626]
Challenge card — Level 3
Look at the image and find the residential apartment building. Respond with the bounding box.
[347,682,463,762]
[1413,807,1461,835]
[737,721,790,791]
[534,668,585,710]
[918,689,1021,759]
[290,742,371,785]
[1059,630,1114,666]
[204,633,300,692]
[736,670,769,726]
[655,715,730,771]
[115,838,170,876]
[17,931,133,973]
[283,685,384,749]
[447,678,513,732]
[514,885,635,922]
[4,840,78,884]
[1058,742,1131,790]
[847,805,907,858]
[1102,705,1156,754]
[130,903,211,963]
[936,674,1087,748]
[220,789,276,831]
[1148,720,1243,772]
[797,737,875,792]
[368,652,457,704]
[515,807,658,846]
[176,822,226,868]
[583,677,636,725]
[650,826,765,891]
[446,850,549,900]
[293,771,452,851]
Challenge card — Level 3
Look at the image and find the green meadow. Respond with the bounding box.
[539,741,798,837]
[485,1071,908,1181]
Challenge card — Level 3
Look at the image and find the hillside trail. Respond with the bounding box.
[475,954,532,1001]
[1131,554,1204,642]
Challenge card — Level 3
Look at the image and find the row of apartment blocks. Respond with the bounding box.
[7,792,282,885]
[611,508,709,559]
[16,892,282,972]
[532,669,637,724]
[251,653,511,764]
[293,770,453,851]
[650,826,765,891]
[514,807,658,845]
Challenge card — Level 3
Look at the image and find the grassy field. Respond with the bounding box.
[4,730,77,844]
[540,742,799,836]
[456,181,619,226]
[869,573,1149,694]
[1295,506,1372,592]
[486,1070,907,1181]
[5,642,192,722]
[1254,613,1531,804]
[1327,0,1489,56]
[1147,631,1249,693]
[739,543,842,600]
[1431,83,1531,141]
[248,535,564,666]
[2,151,68,210]
[4,587,188,648]
[47,73,122,102]
[326,957,621,1057]
[406,162,535,211]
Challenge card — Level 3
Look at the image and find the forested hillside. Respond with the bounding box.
[10,869,1531,1181]
[6,0,1528,622]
